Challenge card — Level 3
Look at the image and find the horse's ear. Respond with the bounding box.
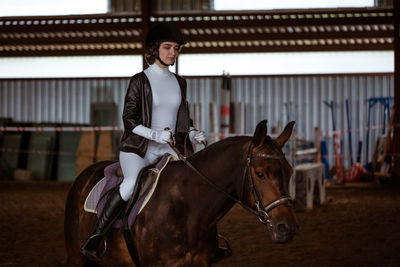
[252,120,268,147]
[275,121,295,148]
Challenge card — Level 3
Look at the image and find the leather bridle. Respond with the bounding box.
[168,140,293,231]
[244,144,293,229]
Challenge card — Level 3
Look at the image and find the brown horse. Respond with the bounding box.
[64,120,298,266]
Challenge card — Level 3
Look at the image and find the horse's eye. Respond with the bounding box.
[256,172,265,179]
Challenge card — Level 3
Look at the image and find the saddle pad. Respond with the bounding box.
[83,154,175,228]
[84,160,123,215]
[84,177,107,214]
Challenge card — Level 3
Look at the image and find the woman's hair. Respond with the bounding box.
[144,23,186,65]
[144,40,160,65]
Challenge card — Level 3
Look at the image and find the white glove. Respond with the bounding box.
[189,129,207,145]
[132,125,173,144]
[151,130,173,144]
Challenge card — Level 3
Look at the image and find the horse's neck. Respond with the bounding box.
[186,137,250,224]
[193,137,249,178]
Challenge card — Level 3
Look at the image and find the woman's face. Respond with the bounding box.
[156,41,180,68]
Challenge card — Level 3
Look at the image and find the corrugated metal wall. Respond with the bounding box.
[0,78,127,126]
[186,74,394,167]
[0,73,394,166]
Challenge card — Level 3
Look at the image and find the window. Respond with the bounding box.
[0,0,107,17]
[214,0,375,10]
[178,51,394,76]
[0,56,142,78]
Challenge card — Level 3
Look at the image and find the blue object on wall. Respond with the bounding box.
[320,140,330,179]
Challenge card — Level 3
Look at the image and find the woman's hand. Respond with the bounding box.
[133,125,173,144]
[151,130,173,144]
[189,129,207,145]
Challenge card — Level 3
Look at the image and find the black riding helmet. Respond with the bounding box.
[145,22,187,49]
[144,22,186,66]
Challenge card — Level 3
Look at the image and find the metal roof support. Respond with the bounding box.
[393,1,400,179]
[141,0,150,69]
[0,8,395,56]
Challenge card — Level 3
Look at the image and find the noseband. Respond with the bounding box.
[244,145,293,229]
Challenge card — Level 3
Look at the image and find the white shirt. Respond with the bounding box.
[144,64,181,133]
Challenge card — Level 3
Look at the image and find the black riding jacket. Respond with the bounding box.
[119,71,193,158]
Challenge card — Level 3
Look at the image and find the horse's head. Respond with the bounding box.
[245,120,298,243]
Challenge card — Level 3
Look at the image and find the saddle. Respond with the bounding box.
[84,153,176,228]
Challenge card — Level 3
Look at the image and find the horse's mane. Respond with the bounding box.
[187,135,250,162]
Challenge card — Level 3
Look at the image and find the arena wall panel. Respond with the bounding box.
[0,73,394,166]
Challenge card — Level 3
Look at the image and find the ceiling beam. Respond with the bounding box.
[0,7,394,57]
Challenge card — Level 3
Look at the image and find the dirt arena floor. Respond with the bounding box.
[0,178,399,267]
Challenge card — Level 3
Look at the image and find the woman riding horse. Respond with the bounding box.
[65,120,299,266]
[80,22,212,261]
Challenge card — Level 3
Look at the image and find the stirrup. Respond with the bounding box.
[81,233,107,262]
[212,234,232,263]
[218,234,232,253]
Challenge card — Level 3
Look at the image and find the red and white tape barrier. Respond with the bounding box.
[0,123,398,139]
[0,126,121,132]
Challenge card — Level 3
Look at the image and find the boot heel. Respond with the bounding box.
[81,234,107,262]
[81,188,126,262]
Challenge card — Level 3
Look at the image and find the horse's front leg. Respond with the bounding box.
[141,241,212,267]
[162,246,213,267]
[164,226,220,267]
[137,229,215,267]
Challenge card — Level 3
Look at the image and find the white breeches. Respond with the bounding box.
[118,141,178,201]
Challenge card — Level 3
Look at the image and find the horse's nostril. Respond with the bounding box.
[277,223,289,234]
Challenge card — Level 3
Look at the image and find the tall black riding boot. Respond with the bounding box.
[81,188,126,262]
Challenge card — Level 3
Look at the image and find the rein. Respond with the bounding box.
[167,140,292,228]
